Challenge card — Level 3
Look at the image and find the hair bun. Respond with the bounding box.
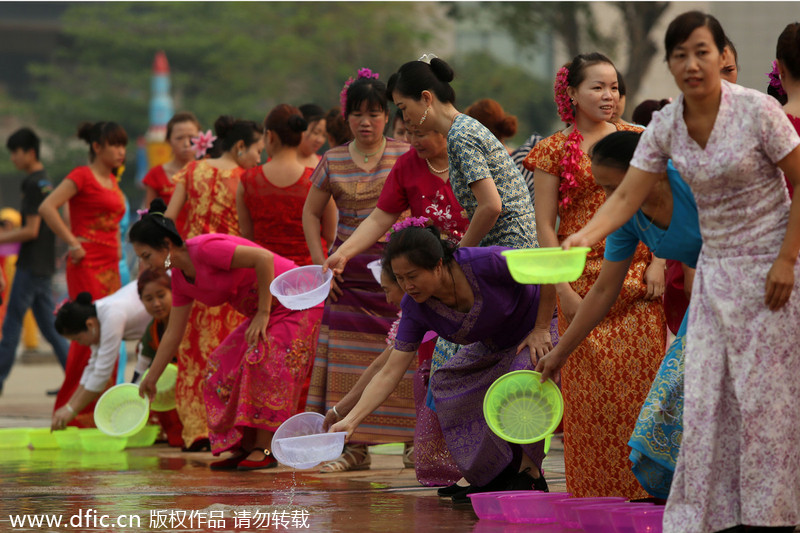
[429,58,455,83]
[75,292,94,305]
[214,115,236,139]
[498,116,518,138]
[149,198,168,214]
[77,122,94,143]
[288,115,308,133]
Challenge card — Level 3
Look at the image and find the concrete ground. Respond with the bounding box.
[0,355,568,532]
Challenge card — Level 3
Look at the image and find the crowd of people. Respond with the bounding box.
[1,11,799,533]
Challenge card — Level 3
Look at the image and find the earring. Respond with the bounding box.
[418,106,431,126]
[237,150,244,157]
[164,253,172,269]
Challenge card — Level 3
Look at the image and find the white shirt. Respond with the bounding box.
[80,281,152,392]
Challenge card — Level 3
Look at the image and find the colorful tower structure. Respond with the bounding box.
[136,51,174,183]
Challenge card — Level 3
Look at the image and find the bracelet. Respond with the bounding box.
[332,405,342,419]
[69,244,82,251]
[65,403,76,415]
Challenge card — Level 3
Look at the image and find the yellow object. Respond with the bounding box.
[501,247,591,285]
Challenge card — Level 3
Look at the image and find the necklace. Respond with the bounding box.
[426,159,448,174]
[635,211,655,233]
[352,137,386,163]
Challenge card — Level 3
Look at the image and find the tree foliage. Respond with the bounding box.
[28,2,436,184]
[448,1,670,114]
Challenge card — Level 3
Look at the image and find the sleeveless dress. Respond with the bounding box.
[604,164,702,498]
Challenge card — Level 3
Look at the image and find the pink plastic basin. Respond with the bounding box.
[552,497,628,529]
[630,508,665,533]
[575,502,654,533]
[497,492,572,523]
[468,490,544,521]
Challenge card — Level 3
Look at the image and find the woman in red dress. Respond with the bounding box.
[162,115,264,449]
[39,121,127,427]
[237,104,336,267]
[142,112,200,235]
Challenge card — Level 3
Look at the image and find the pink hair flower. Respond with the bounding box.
[554,66,574,123]
[340,68,381,117]
[768,60,786,96]
[385,216,430,240]
[191,129,217,159]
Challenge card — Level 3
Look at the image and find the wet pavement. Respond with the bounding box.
[0,358,568,532]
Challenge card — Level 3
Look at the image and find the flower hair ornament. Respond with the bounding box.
[768,60,786,96]
[340,67,381,118]
[553,65,583,207]
[52,297,70,316]
[191,129,217,159]
[385,216,430,240]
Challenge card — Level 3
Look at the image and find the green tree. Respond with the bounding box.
[448,1,671,114]
[28,2,437,186]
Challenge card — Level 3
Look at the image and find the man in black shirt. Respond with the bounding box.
[0,128,69,395]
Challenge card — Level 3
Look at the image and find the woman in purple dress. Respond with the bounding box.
[331,226,550,502]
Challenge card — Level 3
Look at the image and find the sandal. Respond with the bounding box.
[402,443,415,469]
[319,444,371,473]
[209,449,249,470]
[237,449,277,471]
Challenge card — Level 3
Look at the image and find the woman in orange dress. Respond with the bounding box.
[524,54,666,499]
[163,115,264,449]
[142,112,200,236]
[38,121,127,427]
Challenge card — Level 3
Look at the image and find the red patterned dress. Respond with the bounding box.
[524,123,666,499]
[142,164,187,234]
[55,166,125,427]
[171,160,247,447]
[240,166,318,266]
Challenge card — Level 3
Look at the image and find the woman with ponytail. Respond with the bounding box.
[50,280,151,431]
[132,199,323,471]
[160,115,264,450]
[238,104,335,267]
[524,54,667,498]
[38,121,128,426]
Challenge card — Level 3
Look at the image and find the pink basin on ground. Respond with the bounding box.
[552,497,628,529]
[575,502,654,533]
[630,508,665,533]
[468,491,545,521]
[497,492,572,523]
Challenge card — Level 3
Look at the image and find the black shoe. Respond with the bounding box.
[509,467,549,492]
[46,388,60,396]
[437,483,470,497]
[182,438,210,452]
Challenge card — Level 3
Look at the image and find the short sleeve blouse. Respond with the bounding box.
[65,166,126,248]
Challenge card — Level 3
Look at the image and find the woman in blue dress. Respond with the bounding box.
[535,130,702,498]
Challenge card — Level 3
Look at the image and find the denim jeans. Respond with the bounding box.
[0,268,69,388]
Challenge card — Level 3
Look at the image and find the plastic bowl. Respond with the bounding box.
[502,247,591,284]
[576,502,654,533]
[0,427,31,448]
[552,497,628,529]
[271,412,334,469]
[270,265,333,311]
[53,426,81,451]
[125,424,160,448]
[29,428,60,450]
[630,508,665,533]
[483,370,564,444]
[497,492,572,523]
[272,431,346,469]
[468,491,543,521]
[367,259,383,284]
[79,428,127,452]
[141,363,177,412]
[94,383,150,438]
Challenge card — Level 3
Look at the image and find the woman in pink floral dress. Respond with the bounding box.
[563,12,800,533]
